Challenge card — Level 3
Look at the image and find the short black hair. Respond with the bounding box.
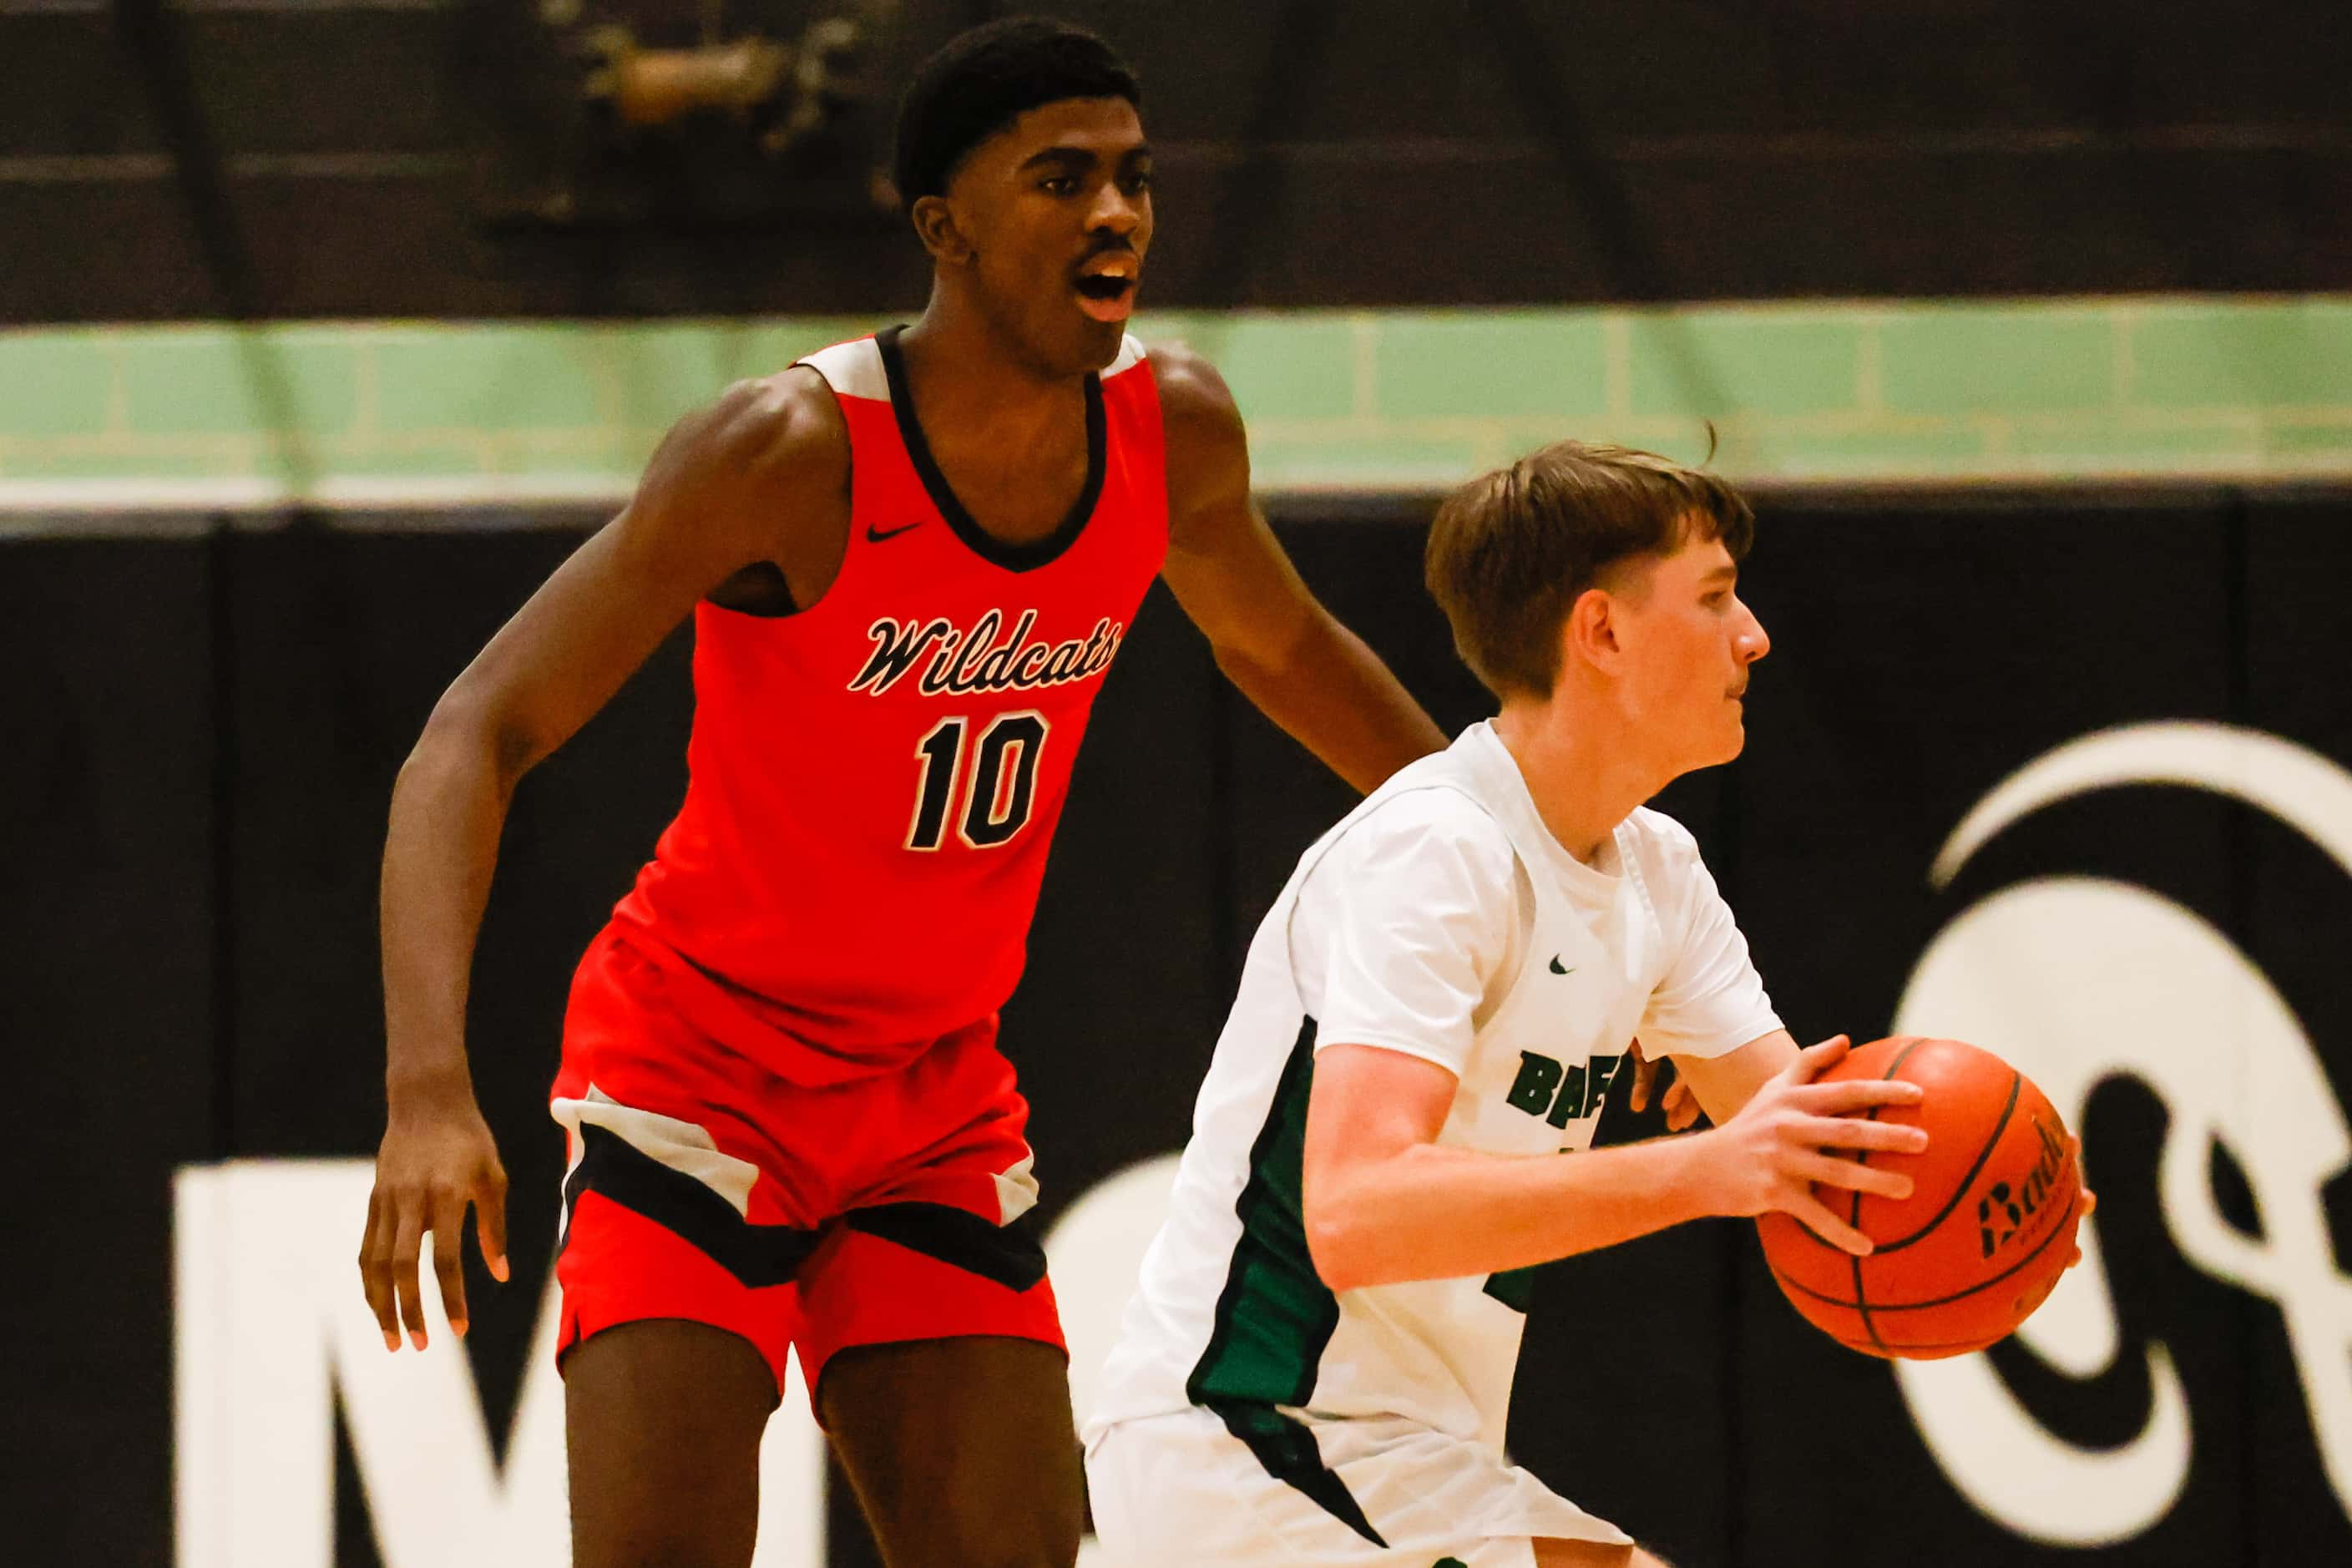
[892,17,1142,210]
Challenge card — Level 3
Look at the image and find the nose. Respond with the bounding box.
[1087,180,1142,237]
[1737,598,1770,663]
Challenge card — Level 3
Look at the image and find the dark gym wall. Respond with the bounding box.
[6,0,2348,323]
[9,484,2351,1565]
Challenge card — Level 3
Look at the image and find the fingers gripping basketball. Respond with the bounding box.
[1702,1035,1926,1255]
[1755,1036,2083,1359]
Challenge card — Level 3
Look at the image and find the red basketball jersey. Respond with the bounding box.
[610,326,1168,1069]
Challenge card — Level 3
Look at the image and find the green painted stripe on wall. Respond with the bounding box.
[1,298,2346,508]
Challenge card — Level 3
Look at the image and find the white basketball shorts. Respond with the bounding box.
[1085,1405,1631,1568]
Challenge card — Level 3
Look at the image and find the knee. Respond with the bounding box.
[1535,1540,1649,1568]
[977,1510,1082,1568]
[917,1495,1081,1568]
[572,1525,750,1568]
[898,1492,1080,1568]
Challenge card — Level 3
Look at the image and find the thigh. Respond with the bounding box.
[550,930,821,1397]
[785,1017,1066,1408]
[1085,1409,1309,1568]
[565,1319,781,1568]
[821,1334,1083,1568]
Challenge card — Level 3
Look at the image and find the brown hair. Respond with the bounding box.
[1424,439,1754,701]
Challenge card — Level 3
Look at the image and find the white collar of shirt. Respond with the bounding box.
[1457,721,1627,899]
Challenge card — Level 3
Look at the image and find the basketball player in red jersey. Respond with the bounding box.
[357,18,1447,1568]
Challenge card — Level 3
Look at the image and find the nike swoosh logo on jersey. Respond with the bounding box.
[867,521,922,543]
[1550,955,1575,975]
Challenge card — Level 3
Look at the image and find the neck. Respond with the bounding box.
[898,285,1083,423]
[1490,694,1672,865]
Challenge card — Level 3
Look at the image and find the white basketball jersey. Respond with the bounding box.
[1085,721,1781,1464]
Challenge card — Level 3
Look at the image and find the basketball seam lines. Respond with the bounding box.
[1872,1068,2022,1256]
[1842,1036,1927,1351]
[1767,1183,2082,1317]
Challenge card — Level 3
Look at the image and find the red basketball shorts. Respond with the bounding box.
[549,925,1064,1413]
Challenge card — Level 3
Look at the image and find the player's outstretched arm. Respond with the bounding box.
[362,371,849,1353]
[1300,1034,1927,1292]
[1152,341,1447,792]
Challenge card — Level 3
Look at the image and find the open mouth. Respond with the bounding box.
[1073,259,1139,322]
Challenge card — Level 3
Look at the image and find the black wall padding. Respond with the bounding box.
[1,535,216,1565]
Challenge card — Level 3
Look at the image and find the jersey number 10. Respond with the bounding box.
[907,712,1050,851]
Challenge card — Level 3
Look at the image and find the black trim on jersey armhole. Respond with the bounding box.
[874,322,1105,574]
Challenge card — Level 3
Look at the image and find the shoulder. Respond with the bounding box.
[1293,784,1525,980]
[1145,337,1240,427]
[1319,784,1520,893]
[1145,339,1248,509]
[1621,807,1721,901]
[630,365,850,549]
[655,367,847,495]
[1623,805,1702,857]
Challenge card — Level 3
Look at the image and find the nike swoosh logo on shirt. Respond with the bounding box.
[867,521,922,543]
[1549,956,1575,975]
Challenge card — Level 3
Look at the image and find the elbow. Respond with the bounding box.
[1209,635,1279,699]
[1302,1196,1377,1296]
[402,690,536,799]
[1211,604,1325,693]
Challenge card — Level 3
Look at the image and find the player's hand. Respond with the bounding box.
[361,1092,508,1351]
[1696,1034,1928,1257]
[1625,1037,1702,1133]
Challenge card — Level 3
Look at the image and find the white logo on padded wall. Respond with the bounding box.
[1891,723,2352,1545]
[172,1156,1175,1565]
[175,1162,822,1568]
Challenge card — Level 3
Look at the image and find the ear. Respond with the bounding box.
[1562,585,1624,675]
[909,195,973,266]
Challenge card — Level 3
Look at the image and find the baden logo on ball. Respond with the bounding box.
[1755,1035,2085,1360]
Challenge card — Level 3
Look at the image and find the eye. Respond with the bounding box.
[1039,175,1080,196]
[1121,170,1153,195]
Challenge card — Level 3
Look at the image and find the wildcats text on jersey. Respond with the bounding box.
[849,609,1125,699]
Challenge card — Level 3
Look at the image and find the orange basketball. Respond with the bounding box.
[1755,1036,2081,1359]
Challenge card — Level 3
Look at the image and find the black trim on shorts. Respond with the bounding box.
[560,1123,818,1289]
[841,1201,1050,1292]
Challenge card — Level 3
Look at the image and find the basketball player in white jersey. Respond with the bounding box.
[1083,443,1938,1568]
